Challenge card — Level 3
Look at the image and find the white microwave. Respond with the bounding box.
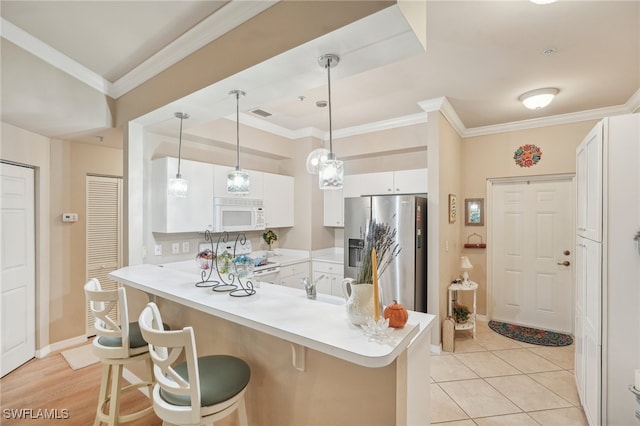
[213,197,265,233]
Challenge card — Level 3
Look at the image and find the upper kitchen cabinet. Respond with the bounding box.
[263,173,294,228]
[576,122,603,241]
[213,165,264,199]
[343,169,428,198]
[343,171,393,198]
[151,157,214,233]
[393,168,428,194]
[324,168,428,228]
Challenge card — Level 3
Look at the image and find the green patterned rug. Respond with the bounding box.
[489,320,573,347]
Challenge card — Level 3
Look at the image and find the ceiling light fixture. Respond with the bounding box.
[227,90,250,195]
[168,112,190,198]
[519,87,559,110]
[529,0,557,4]
[317,53,343,190]
[306,100,330,174]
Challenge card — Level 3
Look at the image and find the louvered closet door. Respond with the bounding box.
[86,175,122,335]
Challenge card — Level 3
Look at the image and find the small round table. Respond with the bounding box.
[448,281,478,339]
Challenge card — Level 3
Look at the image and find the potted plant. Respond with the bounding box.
[453,302,470,324]
[262,229,278,253]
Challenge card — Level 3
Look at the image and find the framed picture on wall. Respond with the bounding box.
[448,194,457,223]
[465,198,484,226]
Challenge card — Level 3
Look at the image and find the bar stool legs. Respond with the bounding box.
[94,355,154,425]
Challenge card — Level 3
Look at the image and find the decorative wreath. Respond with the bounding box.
[513,144,542,167]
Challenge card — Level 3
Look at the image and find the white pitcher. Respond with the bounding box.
[341,278,375,325]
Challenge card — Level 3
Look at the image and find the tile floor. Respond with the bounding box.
[431,320,588,426]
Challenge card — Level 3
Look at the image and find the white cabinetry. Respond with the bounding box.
[312,261,344,296]
[323,189,344,227]
[263,173,294,228]
[151,157,214,233]
[393,168,428,194]
[576,124,603,241]
[324,168,427,228]
[574,114,640,426]
[213,165,264,199]
[279,261,309,289]
[343,172,394,197]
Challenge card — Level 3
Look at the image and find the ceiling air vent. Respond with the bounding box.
[251,108,272,117]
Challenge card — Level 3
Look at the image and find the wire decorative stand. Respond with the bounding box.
[196,230,256,297]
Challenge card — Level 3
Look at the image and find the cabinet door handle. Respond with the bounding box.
[557,261,571,266]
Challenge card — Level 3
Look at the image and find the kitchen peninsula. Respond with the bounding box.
[110,261,434,426]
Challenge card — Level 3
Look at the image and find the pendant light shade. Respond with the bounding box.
[228,90,250,195]
[168,112,189,198]
[306,148,330,174]
[318,54,343,190]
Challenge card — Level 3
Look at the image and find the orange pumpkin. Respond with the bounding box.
[384,300,408,328]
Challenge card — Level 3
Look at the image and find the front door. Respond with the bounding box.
[1,163,35,376]
[490,178,573,333]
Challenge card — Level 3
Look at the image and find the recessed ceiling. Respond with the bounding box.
[1,0,639,144]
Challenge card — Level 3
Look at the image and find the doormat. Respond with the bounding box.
[488,320,573,347]
[61,344,99,370]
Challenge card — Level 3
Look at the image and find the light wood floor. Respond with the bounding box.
[0,349,161,425]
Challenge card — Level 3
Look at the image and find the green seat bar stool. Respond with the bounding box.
[85,278,154,425]
[138,302,251,426]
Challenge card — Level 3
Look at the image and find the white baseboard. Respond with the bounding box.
[36,335,88,358]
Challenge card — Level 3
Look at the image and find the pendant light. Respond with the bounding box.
[317,54,344,190]
[168,112,189,198]
[227,90,250,194]
[306,101,330,174]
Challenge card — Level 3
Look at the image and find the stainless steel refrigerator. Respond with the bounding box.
[344,195,427,312]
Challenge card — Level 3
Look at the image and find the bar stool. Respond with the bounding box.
[84,278,154,425]
[138,302,251,426]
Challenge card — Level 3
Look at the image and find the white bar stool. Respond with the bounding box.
[84,278,154,425]
[138,302,251,426]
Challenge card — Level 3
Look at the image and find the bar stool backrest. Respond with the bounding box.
[84,278,131,359]
[139,302,201,425]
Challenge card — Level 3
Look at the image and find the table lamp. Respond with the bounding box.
[460,256,473,286]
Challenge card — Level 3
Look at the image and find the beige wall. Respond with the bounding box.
[459,120,598,316]
[435,114,464,337]
[49,142,123,342]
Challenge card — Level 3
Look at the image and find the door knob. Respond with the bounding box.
[563,250,571,256]
[557,261,570,266]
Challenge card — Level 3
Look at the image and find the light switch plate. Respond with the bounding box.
[154,244,162,256]
[171,243,180,254]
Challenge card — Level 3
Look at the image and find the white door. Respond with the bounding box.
[491,178,573,333]
[1,163,35,377]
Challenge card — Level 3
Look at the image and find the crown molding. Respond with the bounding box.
[1,18,112,94]
[626,88,640,113]
[1,2,276,99]
[111,1,277,98]
[462,103,636,138]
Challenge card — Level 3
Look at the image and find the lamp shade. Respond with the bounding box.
[519,88,559,110]
[227,168,250,194]
[306,148,330,174]
[460,256,473,271]
[318,155,344,190]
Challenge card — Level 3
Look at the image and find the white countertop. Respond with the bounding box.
[311,248,344,264]
[110,261,434,368]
